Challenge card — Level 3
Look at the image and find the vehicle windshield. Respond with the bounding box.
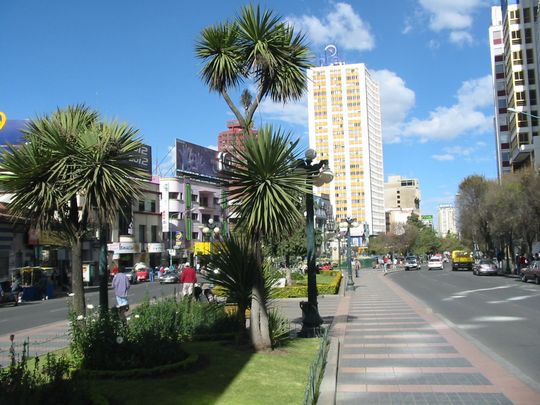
[479,259,495,265]
[406,257,416,261]
[429,258,441,262]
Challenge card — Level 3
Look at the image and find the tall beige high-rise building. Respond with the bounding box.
[308,61,385,235]
[438,204,457,236]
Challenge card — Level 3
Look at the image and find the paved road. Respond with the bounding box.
[388,263,540,391]
[0,281,185,335]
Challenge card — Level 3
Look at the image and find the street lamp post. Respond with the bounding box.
[298,149,334,336]
[340,217,359,291]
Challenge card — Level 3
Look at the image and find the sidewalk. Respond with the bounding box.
[318,269,540,405]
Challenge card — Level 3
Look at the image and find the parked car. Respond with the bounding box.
[473,259,498,276]
[124,267,138,284]
[0,281,18,306]
[427,256,444,270]
[159,270,179,284]
[521,260,540,284]
[404,256,419,271]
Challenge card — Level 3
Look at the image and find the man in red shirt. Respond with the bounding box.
[180,263,197,297]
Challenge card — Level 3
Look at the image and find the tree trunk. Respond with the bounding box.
[98,225,109,312]
[249,236,272,351]
[71,237,86,315]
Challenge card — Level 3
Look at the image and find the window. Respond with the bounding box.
[532,110,538,126]
[150,200,156,213]
[169,192,178,199]
[514,71,524,85]
[519,132,530,145]
[516,91,526,106]
[525,28,532,44]
[192,194,198,203]
[139,225,146,243]
[529,90,537,106]
[526,49,534,64]
[213,215,220,223]
[138,200,145,211]
[151,225,158,243]
[200,196,209,207]
[528,69,536,85]
[524,7,531,23]
[512,50,523,64]
[511,30,521,45]
[191,213,198,220]
[192,232,198,240]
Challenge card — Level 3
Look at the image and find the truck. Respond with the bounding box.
[451,250,473,271]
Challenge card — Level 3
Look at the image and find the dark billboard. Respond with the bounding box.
[175,139,218,179]
[0,120,27,146]
[129,144,152,175]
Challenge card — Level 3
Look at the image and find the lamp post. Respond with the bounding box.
[298,149,334,336]
[340,217,359,291]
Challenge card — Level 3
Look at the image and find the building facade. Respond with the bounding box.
[384,176,420,213]
[438,204,457,236]
[307,61,385,236]
[490,1,540,173]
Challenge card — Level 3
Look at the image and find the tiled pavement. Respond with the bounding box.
[319,270,540,405]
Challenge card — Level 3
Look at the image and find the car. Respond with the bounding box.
[0,281,18,306]
[404,256,419,271]
[124,267,138,284]
[159,270,179,284]
[473,259,498,276]
[136,269,149,282]
[427,256,444,270]
[521,260,540,284]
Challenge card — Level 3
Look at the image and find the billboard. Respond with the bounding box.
[129,144,152,175]
[0,119,27,146]
[176,139,218,179]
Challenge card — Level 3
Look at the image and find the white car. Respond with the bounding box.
[428,257,444,270]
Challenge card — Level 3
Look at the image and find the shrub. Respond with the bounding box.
[268,309,291,348]
[69,298,237,371]
[271,271,342,298]
[0,338,89,404]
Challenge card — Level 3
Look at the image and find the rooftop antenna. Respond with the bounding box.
[324,44,338,65]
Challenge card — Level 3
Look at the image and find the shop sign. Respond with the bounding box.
[147,243,164,253]
[107,243,120,251]
[194,241,211,255]
[107,242,140,254]
[168,249,176,256]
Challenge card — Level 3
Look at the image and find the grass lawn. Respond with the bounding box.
[91,337,321,405]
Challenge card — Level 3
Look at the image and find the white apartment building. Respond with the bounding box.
[307,61,385,236]
[438,204,457,236]
[490,1,540,174]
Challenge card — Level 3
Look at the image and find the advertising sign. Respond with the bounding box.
[147,243,164,253]
[128,144,152,175]
[194,241,211,255]
[82,263,91,283]
[175,231,184,248]
[176,139,218,179]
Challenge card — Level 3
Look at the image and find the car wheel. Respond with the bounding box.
[521,275,528,283]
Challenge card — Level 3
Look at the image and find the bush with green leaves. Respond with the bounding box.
[69,298,237,371]
[0,338,89,405]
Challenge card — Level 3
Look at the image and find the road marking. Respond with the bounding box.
[470,316,525,322]
[49,308,66,313]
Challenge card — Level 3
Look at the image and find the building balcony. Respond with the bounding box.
[510,143,533,165]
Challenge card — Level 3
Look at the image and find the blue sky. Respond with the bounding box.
[1,0,497,223]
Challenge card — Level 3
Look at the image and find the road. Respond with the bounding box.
[388,262,540,391]
[0,281,185,335]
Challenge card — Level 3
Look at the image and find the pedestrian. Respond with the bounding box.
[354,259,360,277]
[383,256,390,275]
[11,275,23,303]
[112,268,130,309]
[38,272,48,300]
[180,263,197,298]
[148,266,154,282]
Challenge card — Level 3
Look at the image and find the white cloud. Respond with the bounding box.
[258,96,308,127]
[432,153,455,161]
[207,145,218,151]
[449,30,474,46]
[288,2,375,52]
[402,75,493,141]
[417,0,487,45]
[371,70,416,143]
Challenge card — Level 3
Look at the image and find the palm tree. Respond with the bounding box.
[220,125,307,350]
[195,3,312,131]
[195,4,312,351]
[0,105,146,314]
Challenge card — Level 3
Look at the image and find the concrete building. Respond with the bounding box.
[307,59,385,236]
[384,176,420,212]
[438,204,457,236]
[490,1,540,173]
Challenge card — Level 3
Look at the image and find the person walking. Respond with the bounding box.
[383,256,390,275]
[180,263,197,298]
[354,258,360,277]
[112,269,130,308]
